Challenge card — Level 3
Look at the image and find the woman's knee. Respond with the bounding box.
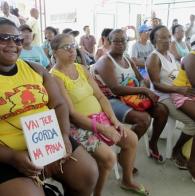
[152,103,169,119]
[119,130,138,150]
[84,157,99,189]
[72,148,99,191]
[126,110,151,126]
[104,150,117,169]
[131,112,151,129]
[0,178,44,196]
[127,130,138,149]
[94,144,117,170]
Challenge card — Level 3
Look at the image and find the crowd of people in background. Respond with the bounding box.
[1,0,195,195]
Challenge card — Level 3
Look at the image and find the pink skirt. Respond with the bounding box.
[171,93,195,108]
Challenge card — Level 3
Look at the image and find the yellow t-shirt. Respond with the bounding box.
[173,68,191,87]
[51,63,102,116]
[0,59,49,150]
[182,138,192,160]
[173,51,195,87]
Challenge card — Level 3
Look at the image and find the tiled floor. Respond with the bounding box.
[48,127,195,196]
[103,133,195,196]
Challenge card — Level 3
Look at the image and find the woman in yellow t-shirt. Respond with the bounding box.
[0,17,98,196]
[171,35,195,181]
[50,33,149,196]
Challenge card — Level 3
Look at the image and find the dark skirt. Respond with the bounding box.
[0,136,79,184]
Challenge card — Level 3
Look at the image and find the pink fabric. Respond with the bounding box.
[88,112,114,146]
[171,93,195,108]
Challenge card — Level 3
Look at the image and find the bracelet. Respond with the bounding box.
[91,118,97,133]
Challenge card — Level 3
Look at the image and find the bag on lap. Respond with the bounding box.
[88,112,114,146]
[120,76,153,111]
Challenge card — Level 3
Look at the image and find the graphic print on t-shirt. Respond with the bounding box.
[0,84,48,120]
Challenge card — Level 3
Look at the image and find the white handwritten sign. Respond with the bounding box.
[20,109,66,167]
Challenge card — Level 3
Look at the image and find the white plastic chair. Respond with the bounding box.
[112,145,120,180]
[144,116,176,159]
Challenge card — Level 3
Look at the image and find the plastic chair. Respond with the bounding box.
[112,145,120,180]
[144,116,176,159]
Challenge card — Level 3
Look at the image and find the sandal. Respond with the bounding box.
[192,177,195,183]
[120,184,149,196]
[174,152,188,170]
[149,149,165,164]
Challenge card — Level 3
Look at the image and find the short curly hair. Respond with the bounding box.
[149,25,166,46]
[108,29,124,42]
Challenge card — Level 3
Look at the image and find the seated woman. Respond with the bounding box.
[169,24,190,66]
[19,24,50,69]
[171,34,195,180]
[42,26,58,66]
[42,26,58,59]
[50,33,149,196]
[95,28,113,61]
[146,25,195,170]
[94,29,169,162]
[0,17,98,196]
[62,28,88,68]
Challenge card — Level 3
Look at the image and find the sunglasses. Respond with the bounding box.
[0,34,24,46]
[59,43,78,51]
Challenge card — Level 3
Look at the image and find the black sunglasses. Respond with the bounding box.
[0,34,24,46]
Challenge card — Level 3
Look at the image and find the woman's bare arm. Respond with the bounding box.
[169,41,181,61]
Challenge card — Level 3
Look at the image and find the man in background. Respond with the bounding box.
[26,8,41,46]
[151,17,161,29]
[80,25,96,64]
[1,1,20,27]
[131,24,153,78]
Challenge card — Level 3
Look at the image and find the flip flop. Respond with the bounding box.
[120,184,149,196]
[149,149,165,164]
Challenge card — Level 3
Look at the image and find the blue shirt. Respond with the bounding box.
[42,40,52,58]
[20,46,50,68]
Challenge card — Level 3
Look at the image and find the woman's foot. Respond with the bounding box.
[120,181,149,196]
[149,149,164,163]
[174,152,188,170]
[149,142,164,163]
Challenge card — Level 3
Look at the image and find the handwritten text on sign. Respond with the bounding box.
[20,109,66,167]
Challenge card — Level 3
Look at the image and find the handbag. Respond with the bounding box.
[88,112,114,146]
[120,76,153,111]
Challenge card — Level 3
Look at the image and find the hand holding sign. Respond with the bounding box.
[11,151,43,176]
[63,135,72,155]
[20,109,66,167]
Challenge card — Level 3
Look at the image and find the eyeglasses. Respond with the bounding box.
[0,34,24,46]
[59,43,78,51]
[111,39,128,44]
